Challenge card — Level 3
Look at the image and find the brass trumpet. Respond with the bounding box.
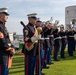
[37,27,42,34]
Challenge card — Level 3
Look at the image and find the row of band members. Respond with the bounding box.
[22,17,76,75]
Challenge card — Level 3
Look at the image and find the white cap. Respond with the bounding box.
[46,20,50,24]
[0,7,9,15]
[36,18,41,22]
[27,13,37,18]
[60,24,64,27]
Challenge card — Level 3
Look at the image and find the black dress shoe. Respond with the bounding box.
[47,62,54,65]
[61,57,66,59]
[54,59,60,61]
[69,55,74,56]
[43,66,49,69]
[41,72,45,75]
[35,73,45,75]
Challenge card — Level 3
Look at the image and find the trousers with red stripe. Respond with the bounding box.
[53,45,60,60]
[25,55,37,75]
[0,65,9,75]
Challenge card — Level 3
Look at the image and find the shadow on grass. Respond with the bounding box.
[61,56,76,61]
[52,49,76,62]
[12,63,24,67]
[12,60,24,63]
[9,70,24,74]
[58,51,76,61]
[10,65,24,70]
[12,56,24,63]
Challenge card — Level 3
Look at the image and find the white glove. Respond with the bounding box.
[74,34,76,40]
[59,37,61,39]
[31,35,41,42]
[51,35,54,37]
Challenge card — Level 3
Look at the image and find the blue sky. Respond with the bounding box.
[0,0,76,34]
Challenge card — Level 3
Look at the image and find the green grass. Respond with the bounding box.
[9,54,24,75]
[9,49,76,75]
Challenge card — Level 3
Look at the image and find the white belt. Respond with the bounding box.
[69,36,74,37]
[61,36,67,39]
[40,38,49,40]
[47,35,53,37]
[54,37,61,40]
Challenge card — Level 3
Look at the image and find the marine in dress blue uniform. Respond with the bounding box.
[59,25,67,58]
[23,13,41,75]
[74,30,76,51]
[43,21,53,64]
[0,7,15,75]
[35,18,45,75]
[72,27,76,51]
[52,26,60,61]
[66,27,75,56]
[42,21,53,67]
